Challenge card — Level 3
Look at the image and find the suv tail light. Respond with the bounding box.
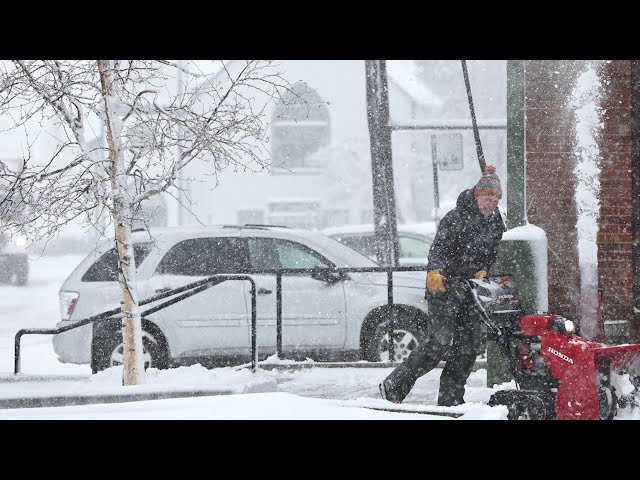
[59,291,79,320]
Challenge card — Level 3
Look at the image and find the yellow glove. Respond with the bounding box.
[426,270,447,293]
[474,270,488,280]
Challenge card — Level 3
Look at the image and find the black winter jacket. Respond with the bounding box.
[426,188,506,281]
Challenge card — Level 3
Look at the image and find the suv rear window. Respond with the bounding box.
[155,237,249,276]
[82,243,153,282]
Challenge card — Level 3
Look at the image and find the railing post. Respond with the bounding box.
[276,271,283,359]
[14,332,22,374]
[249,279,258,373]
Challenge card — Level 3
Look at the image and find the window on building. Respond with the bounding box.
[267,200,322,230]
[360,209,374,224]
[237,210,265,225]
[271,81,330,173]
[324,209,349,228]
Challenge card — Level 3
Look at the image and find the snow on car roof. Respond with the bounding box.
[126,224,379,268]
[322,222,437,238]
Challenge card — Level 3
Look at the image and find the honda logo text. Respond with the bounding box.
[547,346,573,364]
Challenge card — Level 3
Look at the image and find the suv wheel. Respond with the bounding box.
[92,328,168,373]
[363,315,428,363]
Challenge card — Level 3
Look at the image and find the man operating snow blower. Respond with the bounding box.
[380,165,506,406]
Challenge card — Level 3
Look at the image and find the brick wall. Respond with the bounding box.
[525,60,583,318]
[525,60,637,342]
[597,60,636,341]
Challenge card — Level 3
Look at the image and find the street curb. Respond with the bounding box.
[0,389,233,409]
[0,373,91,383]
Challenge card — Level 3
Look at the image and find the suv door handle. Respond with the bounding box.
[155,288,171,294]
[257,287,273,295]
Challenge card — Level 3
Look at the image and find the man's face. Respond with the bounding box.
[475,190,502,218]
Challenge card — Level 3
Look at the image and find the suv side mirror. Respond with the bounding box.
[310,264,345,283]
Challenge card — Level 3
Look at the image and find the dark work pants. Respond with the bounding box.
[382,292,483,406]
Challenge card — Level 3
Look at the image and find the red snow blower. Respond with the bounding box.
[452,275,640,420]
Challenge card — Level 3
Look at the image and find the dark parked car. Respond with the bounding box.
[323,223,436,266]
[0,229,29,286]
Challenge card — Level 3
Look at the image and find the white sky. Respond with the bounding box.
[387,61,444,108]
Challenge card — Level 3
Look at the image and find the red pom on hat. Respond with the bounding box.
[474,164,501,193]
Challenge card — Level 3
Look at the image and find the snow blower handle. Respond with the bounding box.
[445,277,504,338]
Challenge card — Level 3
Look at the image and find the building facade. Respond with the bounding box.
[525,60,640,343]
[171,60,507,231]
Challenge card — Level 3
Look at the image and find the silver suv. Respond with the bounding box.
[53,225,429,373]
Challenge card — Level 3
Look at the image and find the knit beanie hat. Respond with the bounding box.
[474,165,502,193]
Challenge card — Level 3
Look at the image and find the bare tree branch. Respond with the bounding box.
[0,59,294,385]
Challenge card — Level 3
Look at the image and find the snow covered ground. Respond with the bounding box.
[0,253,637,420]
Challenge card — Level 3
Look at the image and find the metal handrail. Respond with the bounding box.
[14,274,257,373]
[14,265,428,375]
[268,265,427,361]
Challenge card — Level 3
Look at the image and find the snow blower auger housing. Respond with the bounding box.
[450,275,640,420]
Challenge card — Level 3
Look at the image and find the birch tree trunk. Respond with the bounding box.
[98,60,144,385]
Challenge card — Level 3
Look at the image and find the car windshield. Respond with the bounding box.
[323,223,435,263]
[301,231,379,268]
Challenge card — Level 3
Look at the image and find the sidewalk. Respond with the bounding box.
[0,373,234,409]
[0,359,490,409]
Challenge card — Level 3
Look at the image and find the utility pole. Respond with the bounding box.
[507,60,526,228]
[365,60,399,267]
